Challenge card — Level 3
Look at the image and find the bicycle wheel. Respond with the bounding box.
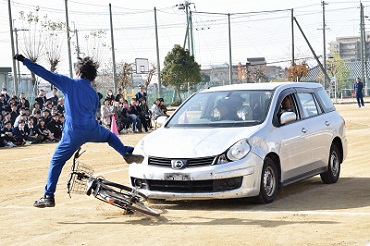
[99,188,160,217]
[100,179,148,200]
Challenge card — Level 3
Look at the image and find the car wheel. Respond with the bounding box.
[256,157,278,204]
[320,144,341,184]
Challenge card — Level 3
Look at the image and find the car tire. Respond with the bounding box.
[320,144,341,184]
[256,157,278,204]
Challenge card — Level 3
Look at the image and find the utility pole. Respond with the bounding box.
[109,3,117,91]
[177,1,194,55]
[14,28,28,83]
[228,13,232,84]
[65,0,73,77]
[291,9,295,66]
[360,2,366,92]
[154,7,162,97]
[75,29,80,58]
[322,1,328,90]
[8,0,18,94]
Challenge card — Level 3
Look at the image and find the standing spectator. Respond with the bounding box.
[35,89,47,109]
[115,87,124,102]
[354,77,365,108]
[1,120,16,147]
[135,85,147,102]
[19,92,30,109]
[101,99,114,128]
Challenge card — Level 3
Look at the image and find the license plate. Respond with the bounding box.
[164,173,190,181]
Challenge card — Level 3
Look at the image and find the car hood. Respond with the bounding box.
[139,126,260,158]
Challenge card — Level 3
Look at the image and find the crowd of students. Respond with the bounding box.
[1,85,169,149]
[0,87,64,148]
[99,85,169,134]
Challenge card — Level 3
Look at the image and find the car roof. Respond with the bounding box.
[203,82,322,92]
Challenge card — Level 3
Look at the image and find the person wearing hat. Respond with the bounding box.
[135,84,147,102]
[15,53,143,208]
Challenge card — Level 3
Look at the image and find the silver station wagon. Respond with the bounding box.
[129,82,347,203]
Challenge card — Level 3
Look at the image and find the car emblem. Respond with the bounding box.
[171,160,187,169]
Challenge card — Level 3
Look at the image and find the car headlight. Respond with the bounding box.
[216,139,251,164]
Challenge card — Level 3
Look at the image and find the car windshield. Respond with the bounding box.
[166,90,273,128]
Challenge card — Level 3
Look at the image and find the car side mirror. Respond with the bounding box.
[280,112,296,125]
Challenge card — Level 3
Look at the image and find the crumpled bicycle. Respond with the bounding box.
[66,148,160,217]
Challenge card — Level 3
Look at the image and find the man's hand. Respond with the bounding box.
[14,54,25,62]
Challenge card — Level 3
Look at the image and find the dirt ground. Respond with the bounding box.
[1,103,370,246]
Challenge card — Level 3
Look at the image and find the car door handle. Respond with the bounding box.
[301,128,307,133]
[325,121,330,126]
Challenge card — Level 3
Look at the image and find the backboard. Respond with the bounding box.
[135,58,149,74]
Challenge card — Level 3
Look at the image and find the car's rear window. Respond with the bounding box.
[315,87,335,112]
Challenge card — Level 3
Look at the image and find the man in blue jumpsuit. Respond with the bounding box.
[14,54,144,208]
[354,77,365,108]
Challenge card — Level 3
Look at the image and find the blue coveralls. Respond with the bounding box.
[354,81,364,107]
[23,58,132,197]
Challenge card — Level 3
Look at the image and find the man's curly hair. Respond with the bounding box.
[75,57,98,82]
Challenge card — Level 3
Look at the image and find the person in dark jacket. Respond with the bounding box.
[12,119,28,145]
[354,77,365,108]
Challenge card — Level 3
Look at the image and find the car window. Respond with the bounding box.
[297,92,320,118]
[167,90,273,128]
[315,87,335,112]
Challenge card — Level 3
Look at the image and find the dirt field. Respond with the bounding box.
[1,103,369,246]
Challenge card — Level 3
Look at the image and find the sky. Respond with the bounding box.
[0,0,369,79]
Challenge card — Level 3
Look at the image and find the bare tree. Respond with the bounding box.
[41,16,66,72]
[19,7,44,94]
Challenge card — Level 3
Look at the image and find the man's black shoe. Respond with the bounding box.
[123,153,144,164]
[33,195,55,208]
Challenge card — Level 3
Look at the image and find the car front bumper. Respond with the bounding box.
[128,153,263,200]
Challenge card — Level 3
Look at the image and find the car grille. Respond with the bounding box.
[148,156,216,168]
[131,177,243,193]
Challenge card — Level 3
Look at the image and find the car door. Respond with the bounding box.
[273,89,311,184]
[296,89,333,172]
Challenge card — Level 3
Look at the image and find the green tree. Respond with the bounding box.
[327,53,350,95]
[161,44,201,102]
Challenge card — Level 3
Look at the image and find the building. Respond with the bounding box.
[328,34,370,62]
